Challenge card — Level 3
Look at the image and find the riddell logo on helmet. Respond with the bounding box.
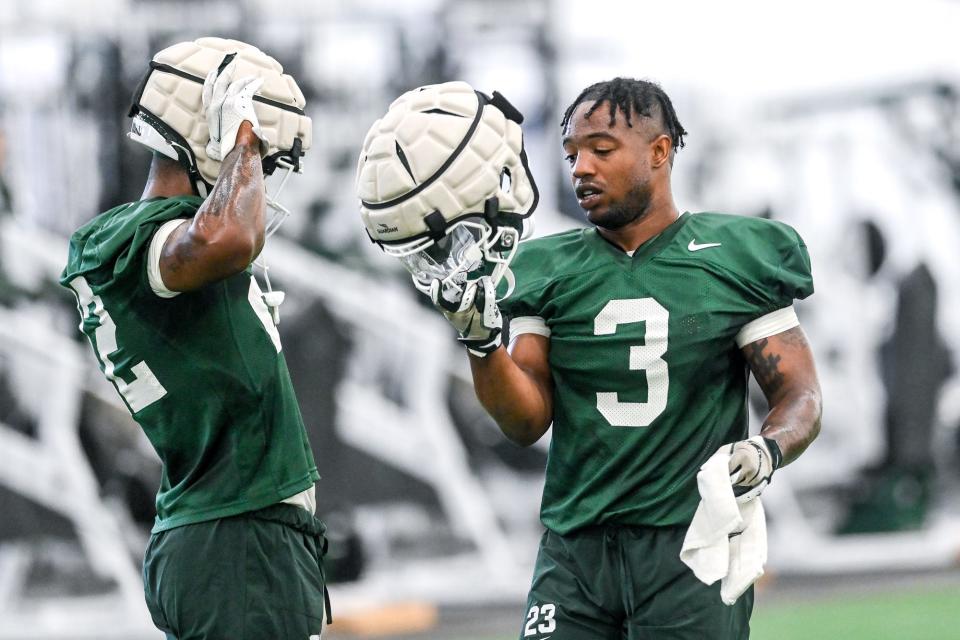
[377,222,399,234]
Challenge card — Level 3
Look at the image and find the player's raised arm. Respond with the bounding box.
[429,275,554,446]
[466,327,553,447]
[154,64,268,292]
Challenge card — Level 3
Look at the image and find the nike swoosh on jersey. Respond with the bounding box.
[688,239,722,251]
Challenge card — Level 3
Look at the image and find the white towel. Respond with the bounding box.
[679,448,767,605]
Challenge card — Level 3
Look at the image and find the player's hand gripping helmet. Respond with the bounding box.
[356,81,539,298]
[128,37,312,235]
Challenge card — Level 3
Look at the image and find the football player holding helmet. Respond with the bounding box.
[356,81,539,355]
[62,37,329,639]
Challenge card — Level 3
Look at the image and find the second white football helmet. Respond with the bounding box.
[356,81,539,298]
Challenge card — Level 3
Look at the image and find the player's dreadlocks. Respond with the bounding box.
[561,78,688,154]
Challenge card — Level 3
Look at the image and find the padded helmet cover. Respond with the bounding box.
[130,37,312,188]
[356,81,537,246]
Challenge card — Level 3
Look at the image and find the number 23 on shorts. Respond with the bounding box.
[524,603,557,637]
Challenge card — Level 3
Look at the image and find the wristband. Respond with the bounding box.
[762,436,783,471]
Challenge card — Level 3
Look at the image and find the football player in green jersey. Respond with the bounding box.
[443,79,820,638]
[60,39,327,639]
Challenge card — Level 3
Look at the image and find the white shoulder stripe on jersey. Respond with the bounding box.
[148,218,189,299]
[508,315,550,351]
[735,306,800,348]
[510,316,550,338]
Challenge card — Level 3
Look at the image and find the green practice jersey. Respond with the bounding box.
[60,196,318,532]
[501,212,813,533]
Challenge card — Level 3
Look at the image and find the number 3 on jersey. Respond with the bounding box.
[594,298,669,427]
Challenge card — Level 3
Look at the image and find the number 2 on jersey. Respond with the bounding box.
[594,298,669,427]
[68,275,167,413]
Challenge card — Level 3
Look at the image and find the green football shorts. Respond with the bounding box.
[519,524,753,640]
[143,503,329,640]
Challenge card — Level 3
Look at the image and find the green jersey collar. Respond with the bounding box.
[586,211,691,264]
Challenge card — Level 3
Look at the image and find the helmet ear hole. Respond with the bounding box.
[500,167,512,194]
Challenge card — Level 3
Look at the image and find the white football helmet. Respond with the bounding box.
[128,37,312,235]
[356,81,539,298]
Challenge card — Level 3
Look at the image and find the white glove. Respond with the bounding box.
[202,60,268,161]
[430,276,502,357]
[727,435,781,502]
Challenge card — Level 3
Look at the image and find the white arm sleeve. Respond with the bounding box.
[147,219,189,299]
[735,306,800,348]
[508,316,550,351]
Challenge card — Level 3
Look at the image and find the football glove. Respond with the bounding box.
[202,60,268,161]
[727,435,782,502]
[430,276,502,357]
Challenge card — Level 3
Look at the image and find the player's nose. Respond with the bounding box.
[571,153,595,179]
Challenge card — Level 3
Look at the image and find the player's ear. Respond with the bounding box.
[650,134,672,169]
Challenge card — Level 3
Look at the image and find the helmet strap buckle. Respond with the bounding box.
[424,210,447,241]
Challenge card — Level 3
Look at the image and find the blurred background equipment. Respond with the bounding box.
[2,0,960,638]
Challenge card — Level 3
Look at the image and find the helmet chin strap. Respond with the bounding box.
[256,260,285,326]
[482,225,521,300]
[251,158,296,325]
[193,178,209,199]
[264,160,294,238]
[487,217,533,300]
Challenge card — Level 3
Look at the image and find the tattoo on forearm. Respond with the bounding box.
[744,337,784,394]
[202,147,260,221]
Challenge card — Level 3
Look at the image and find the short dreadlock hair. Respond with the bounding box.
[561,78,687,154]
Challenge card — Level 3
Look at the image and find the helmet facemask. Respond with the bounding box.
[261,143,304,239]
[391,198,532,303]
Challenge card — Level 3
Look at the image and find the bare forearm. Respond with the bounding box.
[191,126,265,263]
[743,326,822,467]
[161,125,266,290]
[468,347,552,447]
[759,388,822,466]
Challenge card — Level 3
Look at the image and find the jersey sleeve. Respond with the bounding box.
[732,219,814,316]
[61,197,202,292]
[768,228,814,310]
